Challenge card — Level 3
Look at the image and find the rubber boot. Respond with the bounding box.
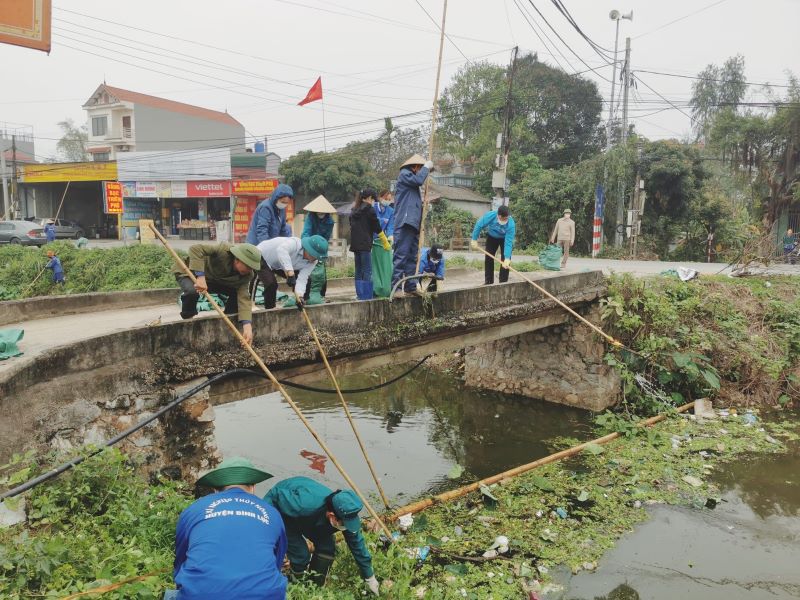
[362,279,374,299]
[308,552,335,586]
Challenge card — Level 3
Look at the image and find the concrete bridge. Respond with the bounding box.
[0,270,615,479]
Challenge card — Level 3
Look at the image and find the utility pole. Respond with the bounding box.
[492,46,518,208]
[0,136,8,220]
[614,37,631,247]
[11,135,19,219]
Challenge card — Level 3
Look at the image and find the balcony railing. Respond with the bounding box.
[122,127,132,139]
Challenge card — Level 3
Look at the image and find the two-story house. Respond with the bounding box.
[82,84,245,161]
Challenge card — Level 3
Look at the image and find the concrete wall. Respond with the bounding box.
[464,305,621,412]
[133,105,245,154]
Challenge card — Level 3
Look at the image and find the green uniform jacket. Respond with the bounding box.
[173,242,253,322]
[264,477,374,578]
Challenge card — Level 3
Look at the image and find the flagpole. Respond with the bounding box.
[322,97,328,152]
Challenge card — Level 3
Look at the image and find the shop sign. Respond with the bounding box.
[187,180,231,197]
[232,179,278,195]
[0,0,52,53]
[103,181,123,214]
[232,197,258,241]
[136,181,158,197]
[23,160,117,183]
[171,181,188,197]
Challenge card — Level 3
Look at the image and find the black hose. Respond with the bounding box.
[0,357,432,500]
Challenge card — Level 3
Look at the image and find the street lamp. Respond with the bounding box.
[606,9,633,150]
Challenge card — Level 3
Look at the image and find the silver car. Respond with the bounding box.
[0,220,47,246]
[37,218,85,239]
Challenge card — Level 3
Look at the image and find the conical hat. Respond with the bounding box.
[304,195,337,214]
[401,153,427,168]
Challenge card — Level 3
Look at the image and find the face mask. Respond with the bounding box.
[317,213,327,219]
[277,200,289,209]
[380,200,391,207]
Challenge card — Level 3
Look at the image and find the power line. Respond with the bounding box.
[511,0,572,72]
[548,0,615,60]
[412,0,473,65]
[634,68,795,90]
[633,0,730,40]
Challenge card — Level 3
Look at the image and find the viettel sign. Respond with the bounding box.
[187,181,231,197]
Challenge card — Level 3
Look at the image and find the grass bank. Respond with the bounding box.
[0,413,795,599]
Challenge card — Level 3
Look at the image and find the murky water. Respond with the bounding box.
[557,411,800,600]
[212,365,593,502]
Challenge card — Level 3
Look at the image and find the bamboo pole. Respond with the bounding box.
[296,302,392,509]
[389,401,696,520]
[148,224,393,540]
[477,245,624,348]
[23,181,71,294]
[415,0,448,275]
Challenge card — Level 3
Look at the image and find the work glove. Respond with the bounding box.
[378,231,392,252]
[424,160,434,171]
[365,575,380,596]
[501,259,511,269]
[470,239,479,250]
[286,274,297,288]
[295,296,304,311]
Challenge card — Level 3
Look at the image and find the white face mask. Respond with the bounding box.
[277,200,289,210]
[380,200,391,207]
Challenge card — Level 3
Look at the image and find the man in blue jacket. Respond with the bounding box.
[391,154,432,295]
[471,204,516,285]
[246,184,294,245]
[264,476,380,596]
[418,245,445,292]
[171,457,287,600]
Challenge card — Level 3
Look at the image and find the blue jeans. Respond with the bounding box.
[354,250,372,281]
[391,224,419,292]
[163,591,178,600]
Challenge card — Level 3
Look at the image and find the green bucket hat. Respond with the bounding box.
[230,243,262,271]
[302,235,329,261]
[196,456,273,489]
[330,490,363,533]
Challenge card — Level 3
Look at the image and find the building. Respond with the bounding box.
[0,123,36,218]
[82,84,246,161]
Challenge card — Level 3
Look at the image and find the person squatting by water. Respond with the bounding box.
[418,245,445,292]
[255,235,328,310]
[391,154,433,295]
[45,250,65,285]
[264,476,380,596]
[168,457,287,600]
[550,208,576,268]
[471,204,516,285]
[173,242,261,344]
[300,194,336,304]
[350,188,391,300]
[372,189,395,298]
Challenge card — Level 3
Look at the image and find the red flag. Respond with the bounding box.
[298,77,323,106]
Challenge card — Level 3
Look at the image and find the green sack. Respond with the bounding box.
[283,263,326,307]
[538,244,563,271]
[371,239,393,298]
[0,328,24,360]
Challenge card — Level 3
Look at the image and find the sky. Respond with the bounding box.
[1,0,798,162]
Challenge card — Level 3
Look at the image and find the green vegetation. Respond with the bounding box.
[1,413,795,599]
[0,242,180,301]
[600,274,800,414]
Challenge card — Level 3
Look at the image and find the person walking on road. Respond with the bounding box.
[372,190,395,297]
[256,235,328,310]
[169,457,287,600]
[350,188,391,300]
[173,242,261,344]
[391,154,433,295]
[264,476,380,596]
[301,195,336,303]
[471,205,516,285]
[550,209,575,268]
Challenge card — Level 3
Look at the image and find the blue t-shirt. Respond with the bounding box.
[174,488,288,600]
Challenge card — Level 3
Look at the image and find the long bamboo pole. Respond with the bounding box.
[23,181,72,294]
[389,401,696,520]
[148,224,393,539]
[477,246,624,348]
[415,0,448,275]
[296,303,392,509]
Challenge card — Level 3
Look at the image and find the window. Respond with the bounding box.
[91,116,107,137]
[93,152,110,161]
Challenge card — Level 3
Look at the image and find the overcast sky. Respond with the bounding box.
[1,0,798,161]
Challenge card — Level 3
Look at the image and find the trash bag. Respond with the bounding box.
[371,238,393,297]
[538,244,563,271]
[0,328,24,360]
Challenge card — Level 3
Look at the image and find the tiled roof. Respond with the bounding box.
[428,182,489,204]
[2,149,35,162]
[87,84,242,127]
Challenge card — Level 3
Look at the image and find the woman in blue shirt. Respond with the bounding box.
[471,205,516,285]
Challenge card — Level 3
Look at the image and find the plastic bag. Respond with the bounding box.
[538,244,563,271]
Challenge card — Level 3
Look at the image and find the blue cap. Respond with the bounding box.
[331,490,363,533]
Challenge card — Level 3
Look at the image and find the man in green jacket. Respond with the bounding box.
[174,242,262,344]
[264,476,380,596]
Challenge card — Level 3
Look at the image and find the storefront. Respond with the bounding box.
[231,178,281,242]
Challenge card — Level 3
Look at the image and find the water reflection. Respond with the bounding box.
[212,365,593,502]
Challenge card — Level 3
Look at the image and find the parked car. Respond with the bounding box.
[36,218,85,239]
[0,220,47,246]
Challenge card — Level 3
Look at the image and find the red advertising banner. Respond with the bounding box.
[103,181,123,214]
[232,179,278,195]
[0,0,51,53]
[186,180,231,197]
[232,197,258,242]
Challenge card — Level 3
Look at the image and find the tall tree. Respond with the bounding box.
[56,118,89,162]
[342,126,428,188]
[280,150,380,205]
[690,55,746,141]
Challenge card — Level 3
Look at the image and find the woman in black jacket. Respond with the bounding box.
[350,188,391,300]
